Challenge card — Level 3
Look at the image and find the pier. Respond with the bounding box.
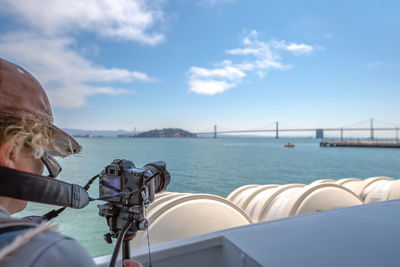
[320,140,400,148]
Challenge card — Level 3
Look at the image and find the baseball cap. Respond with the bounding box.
[0,57,81,157]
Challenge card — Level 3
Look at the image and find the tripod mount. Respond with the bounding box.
[98,203,148,267]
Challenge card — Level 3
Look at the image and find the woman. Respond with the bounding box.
[0,57,140,267]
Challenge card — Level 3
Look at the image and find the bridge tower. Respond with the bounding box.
[275,121,279,139]
[214,125,217,139]
[370,118,374,140]
[316,129,324,139]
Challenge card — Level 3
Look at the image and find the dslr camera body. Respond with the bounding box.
[97,159,170,243]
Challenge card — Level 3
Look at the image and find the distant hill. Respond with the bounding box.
[63,128,136,137]
[134,128,197,138]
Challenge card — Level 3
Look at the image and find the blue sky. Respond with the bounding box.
[0,0,399,132]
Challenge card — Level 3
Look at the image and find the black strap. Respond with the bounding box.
[0,225,33,235]
[0,165,89,209]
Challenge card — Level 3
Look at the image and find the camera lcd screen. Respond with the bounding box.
[101,176,121,195]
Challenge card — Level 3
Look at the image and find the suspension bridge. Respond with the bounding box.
[193,118,400,140]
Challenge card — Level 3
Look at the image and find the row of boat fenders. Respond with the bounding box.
[131,176,399,249]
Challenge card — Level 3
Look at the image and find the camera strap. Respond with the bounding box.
[0,165,89,209]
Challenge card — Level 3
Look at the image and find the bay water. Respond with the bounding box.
[15,137,400,257]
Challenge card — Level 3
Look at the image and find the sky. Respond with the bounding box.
[0,0,399,133]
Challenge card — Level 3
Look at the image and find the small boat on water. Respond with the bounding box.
[284,142,295,148]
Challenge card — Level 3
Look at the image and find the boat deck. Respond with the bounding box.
[95,199,400,267]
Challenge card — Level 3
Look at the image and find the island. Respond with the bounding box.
[133,128,197,138]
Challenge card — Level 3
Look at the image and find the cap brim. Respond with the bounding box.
[49,125,82,157]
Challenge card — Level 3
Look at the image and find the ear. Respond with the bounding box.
[0,138,23,169]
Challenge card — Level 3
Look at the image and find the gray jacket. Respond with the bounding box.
[0,206,96,267]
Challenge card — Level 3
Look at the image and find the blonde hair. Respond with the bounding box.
[0,116,58,159]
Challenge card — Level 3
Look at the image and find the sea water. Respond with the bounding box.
[15,137,400,257]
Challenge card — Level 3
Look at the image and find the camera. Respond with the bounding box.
[99,159,170,206]
[97,159,170,265]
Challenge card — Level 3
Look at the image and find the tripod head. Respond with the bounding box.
[98,203,148,244]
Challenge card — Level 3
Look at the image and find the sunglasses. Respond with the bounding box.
[41,151,62,178]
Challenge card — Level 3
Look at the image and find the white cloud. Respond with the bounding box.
[0,32,149,107]
[266,40,314,55]
[188,66,245,80]
[0,0,163,108]
[0,0,165,45]
[47,84,129,108]
[243,30,259,45]
[188,79,235,95]
[227,48,262,56]
[285,43,314,55]
[188,30,316,95]
[188,62,245,95]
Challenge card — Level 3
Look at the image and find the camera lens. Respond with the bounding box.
[144,161,170,193]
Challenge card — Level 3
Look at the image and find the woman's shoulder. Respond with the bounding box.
[1,228,96,267]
